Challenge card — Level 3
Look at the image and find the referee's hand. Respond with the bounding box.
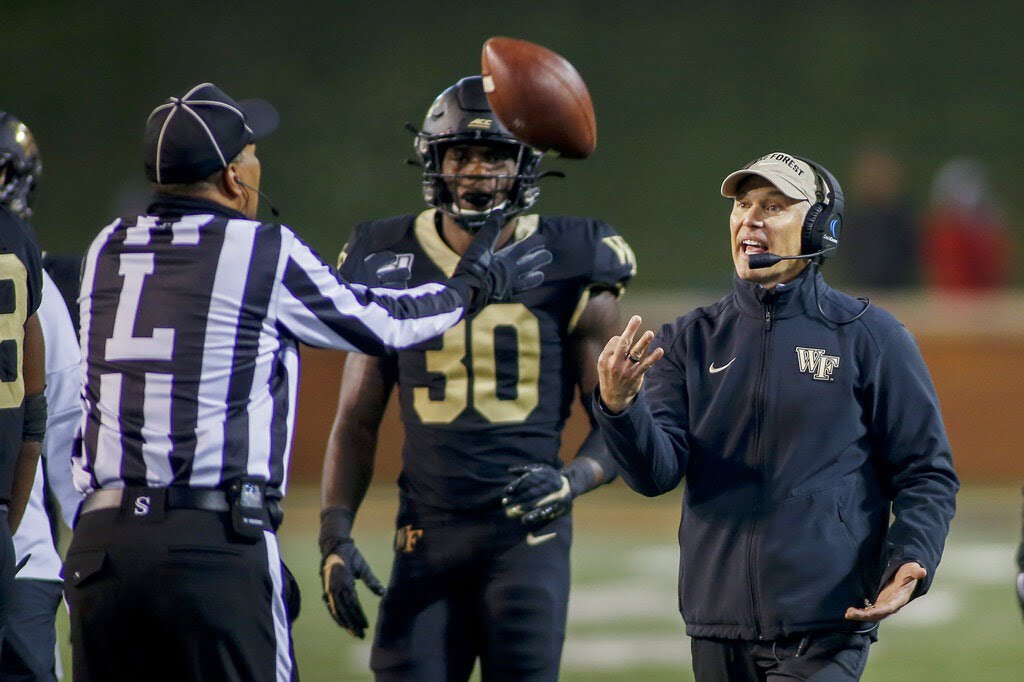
[320,541,385,639]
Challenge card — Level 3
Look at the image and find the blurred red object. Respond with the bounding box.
[920,159,1014,291]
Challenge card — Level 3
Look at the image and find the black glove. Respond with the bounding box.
[363,251,411,289]
[502,464,574,530]
[451,210,552,309]
[319,507,385,639]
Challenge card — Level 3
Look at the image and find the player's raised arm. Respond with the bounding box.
[592,315,694,498]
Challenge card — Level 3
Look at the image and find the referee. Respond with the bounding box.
[63,82,549,681]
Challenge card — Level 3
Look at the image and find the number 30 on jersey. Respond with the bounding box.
[413,303,539,424]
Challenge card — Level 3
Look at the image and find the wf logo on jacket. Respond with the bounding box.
[795,347,840,381]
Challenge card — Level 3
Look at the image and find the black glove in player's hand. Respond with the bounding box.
[451,210,552,308]
[502,464,574,530]
[319,507,385,639]
[363,251,411,289]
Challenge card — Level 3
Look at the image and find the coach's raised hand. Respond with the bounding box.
[319,507,385,639]
[597,315,664,413]
[451,209,552,308]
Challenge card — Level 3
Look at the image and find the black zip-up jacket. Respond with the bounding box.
[595,266,959,640]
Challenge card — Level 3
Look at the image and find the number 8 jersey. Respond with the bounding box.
[0,206,43,503]
[339,209,635,510]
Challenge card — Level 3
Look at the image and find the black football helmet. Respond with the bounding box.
[416,76,543,231]
[0,112,42,220]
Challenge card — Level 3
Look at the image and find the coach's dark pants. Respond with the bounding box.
[0,579,63,681]
[63,505,298,682]
[371,503,572,682]
[691,632,872,681]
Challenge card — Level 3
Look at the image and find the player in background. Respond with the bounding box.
[0,113,47,653]
[0,113,83,682]
[319,75,635,680]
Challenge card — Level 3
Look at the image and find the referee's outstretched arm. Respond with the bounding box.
[276,216,549,355]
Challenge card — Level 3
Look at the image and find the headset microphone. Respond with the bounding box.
[747,247,837,270]
[235,177,280,218]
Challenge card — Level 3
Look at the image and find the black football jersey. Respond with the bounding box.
[0,206,43,502]
[339,209,635,510]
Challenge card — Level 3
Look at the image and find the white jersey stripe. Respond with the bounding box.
[245,318,279,481]
[171,214,211,245]
[141,372,174,485]
[123,216,157,246]
[263,532,293,681]
[190,220,258,488]
[94,373,124,486]
[277,344,299,495]
[78,219,121,380]
[77,220,123,493]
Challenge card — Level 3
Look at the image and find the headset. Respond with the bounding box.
[746,155,868,324]
[796,156,844,261]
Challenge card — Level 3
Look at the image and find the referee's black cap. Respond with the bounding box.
[144,82,279,185]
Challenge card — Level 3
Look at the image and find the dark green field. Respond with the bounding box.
[58,483,1022,680]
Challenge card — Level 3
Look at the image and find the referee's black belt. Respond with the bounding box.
[81,487,231,515]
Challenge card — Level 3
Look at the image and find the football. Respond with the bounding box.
[481,37,597,159]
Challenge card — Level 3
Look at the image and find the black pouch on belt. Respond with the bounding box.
[228,477,272,541]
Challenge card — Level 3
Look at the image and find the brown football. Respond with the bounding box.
[481,37,597,159]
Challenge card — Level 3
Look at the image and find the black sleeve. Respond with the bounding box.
[593,321,690,497]
[870,325,959,597]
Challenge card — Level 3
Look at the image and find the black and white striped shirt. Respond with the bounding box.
[73,196,469,495]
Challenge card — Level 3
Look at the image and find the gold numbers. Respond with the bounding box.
[413,303,541,424]
[412,324,467,423]
[0,254,28,409]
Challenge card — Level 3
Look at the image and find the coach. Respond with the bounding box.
[594,152,959,681]
[62,82,548,681]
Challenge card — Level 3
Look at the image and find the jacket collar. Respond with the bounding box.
[732,265,826,320]
[146,194,249,221]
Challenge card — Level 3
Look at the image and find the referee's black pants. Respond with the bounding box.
[63,505,299,682]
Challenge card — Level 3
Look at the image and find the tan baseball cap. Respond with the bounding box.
[720,152,818,202]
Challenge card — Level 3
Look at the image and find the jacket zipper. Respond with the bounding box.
[746,301,772,639]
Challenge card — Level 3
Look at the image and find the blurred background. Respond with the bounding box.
[7,1,1022,679]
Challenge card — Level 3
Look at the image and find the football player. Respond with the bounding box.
[319,75,636,680]
[0,113,82,681]
[0,112,48,653]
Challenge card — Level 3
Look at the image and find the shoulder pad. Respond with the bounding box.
[587,221,636,295]
[338,215,416,283]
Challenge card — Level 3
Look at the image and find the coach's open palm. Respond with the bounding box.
[597,315,663,413]
[321,541,385,639]
[844,561,927,622]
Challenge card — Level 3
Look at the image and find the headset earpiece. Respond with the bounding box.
[795,157,844,261]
